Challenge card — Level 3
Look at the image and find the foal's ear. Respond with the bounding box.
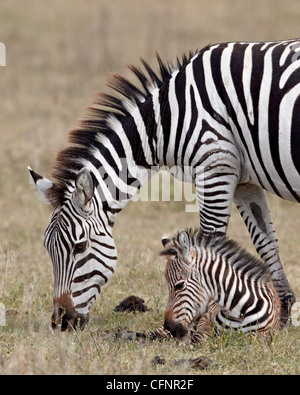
[74,168,95,209]
[159,237,177,258]
[178,230,192,262]
[28,166,53,202]
[161,237,171,247]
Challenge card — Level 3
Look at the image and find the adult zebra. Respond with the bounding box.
[29,39,298,330]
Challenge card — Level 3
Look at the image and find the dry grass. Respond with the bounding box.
[0,0,299,375]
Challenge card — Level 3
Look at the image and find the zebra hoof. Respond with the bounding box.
[280,293,296,328]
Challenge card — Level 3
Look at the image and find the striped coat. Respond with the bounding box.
[29,39,297,329]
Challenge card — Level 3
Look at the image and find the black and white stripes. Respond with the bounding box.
[29,39,298,328]
[162,229,281,338]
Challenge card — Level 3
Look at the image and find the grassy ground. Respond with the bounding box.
[0,0,299,375]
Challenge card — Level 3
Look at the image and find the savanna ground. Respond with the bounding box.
[0,0,299,375]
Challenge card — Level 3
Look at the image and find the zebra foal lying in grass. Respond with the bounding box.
[129,230,281,344]
[161,229,281,341]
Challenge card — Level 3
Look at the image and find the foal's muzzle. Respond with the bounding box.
[52,294,89,331]
[164,318,189,340]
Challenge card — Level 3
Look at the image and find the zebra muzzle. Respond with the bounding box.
[163,318,189,340]
[52,295,89,331]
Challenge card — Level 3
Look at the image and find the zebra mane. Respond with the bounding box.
[48,51,198,209]
[167,228,272,283]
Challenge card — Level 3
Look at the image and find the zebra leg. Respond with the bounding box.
[191,301,220,344]
[196,170,239,234]
[233,183,296,326]
[144,325,173,341]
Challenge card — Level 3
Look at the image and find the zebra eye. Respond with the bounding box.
[174,280,185,291]
[74,241,87,255]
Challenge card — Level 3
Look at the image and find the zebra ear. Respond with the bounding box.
[178,230,192,263]
[28,166,53,201]
[74,168,95,209]
[161,237,171,247]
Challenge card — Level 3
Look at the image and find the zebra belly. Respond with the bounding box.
[239,145,300,202]
[215,40,300,202]
[234,80,300,202]
[215,308,269,333]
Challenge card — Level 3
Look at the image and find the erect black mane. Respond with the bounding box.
[48,51,199,209]
[163,228,272,283]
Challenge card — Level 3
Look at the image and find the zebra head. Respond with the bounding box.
[29,167,117,330]
[160,230,207,340]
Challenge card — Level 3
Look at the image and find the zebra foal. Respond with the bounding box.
[159,229,281,341]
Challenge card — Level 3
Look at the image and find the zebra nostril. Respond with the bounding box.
[61,309,78,331]
[61,314,70,331]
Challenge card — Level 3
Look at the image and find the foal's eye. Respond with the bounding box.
[174,280,185,291]
[74,241,87,254]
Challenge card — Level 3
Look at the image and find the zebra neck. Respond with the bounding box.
[92,161,154,226]
[90,93,172,219]
[91,136,160,224]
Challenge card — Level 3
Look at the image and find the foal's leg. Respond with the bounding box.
[233,183,295,326]
[191,301,220,344]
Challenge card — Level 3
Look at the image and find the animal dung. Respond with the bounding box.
[152,355,213,370]
[151,356,166,366]
[114,295,149,312]
[173,356,213,370]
